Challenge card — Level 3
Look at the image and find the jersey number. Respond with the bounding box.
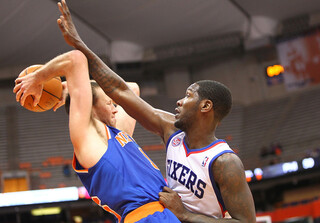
[138,148,160,170]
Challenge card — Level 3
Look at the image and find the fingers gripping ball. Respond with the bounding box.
[18,65,62,112]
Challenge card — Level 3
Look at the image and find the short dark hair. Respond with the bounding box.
[195,80,232,121]
[65,80,100,115]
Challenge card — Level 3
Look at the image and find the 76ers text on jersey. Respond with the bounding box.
[167,159,206,198]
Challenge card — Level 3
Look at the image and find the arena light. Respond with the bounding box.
[245,170,254,182]
[0,187,78,207]
[31,207,61,216]
[266,65,284,77]
[282,161,298,174]
[254,168,263,181]
[302,157,315,169]
[246,156,320,182]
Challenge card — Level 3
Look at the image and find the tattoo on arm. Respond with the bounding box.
[213,154,256,223]
[84,48,127,94]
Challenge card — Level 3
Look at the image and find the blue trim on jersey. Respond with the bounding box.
[208,150,235,212]
[166,130,183,152]
[183,139,226,155]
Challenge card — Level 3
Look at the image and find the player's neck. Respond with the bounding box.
[184,129,217,150]
[92,118,108,144]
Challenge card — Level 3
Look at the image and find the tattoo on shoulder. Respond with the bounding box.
[213,154,243,186]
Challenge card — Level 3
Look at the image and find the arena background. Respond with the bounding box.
[0,0,320,222]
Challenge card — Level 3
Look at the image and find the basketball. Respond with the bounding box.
[17,65,63,112]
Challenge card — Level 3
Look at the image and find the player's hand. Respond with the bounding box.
[53,81,68,111]
[159,186,188,221]
[13,73,43,107]
[57,0,84,49]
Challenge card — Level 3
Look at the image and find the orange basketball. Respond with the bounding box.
[17,65,62,112]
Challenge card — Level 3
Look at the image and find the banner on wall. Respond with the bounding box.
[276,31,320,91]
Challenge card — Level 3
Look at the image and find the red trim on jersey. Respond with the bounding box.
[183,140,226,157]
[218,201,227,218]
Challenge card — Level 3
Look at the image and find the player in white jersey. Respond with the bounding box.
[166,132,235,218]
[57,0,256,222]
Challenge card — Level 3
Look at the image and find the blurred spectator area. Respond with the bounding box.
[1,84,320,192]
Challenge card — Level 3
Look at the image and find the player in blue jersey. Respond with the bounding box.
[55,0,256,222]
[13,50,181,223]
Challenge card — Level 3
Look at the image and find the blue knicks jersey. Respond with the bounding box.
[73,125,167,222]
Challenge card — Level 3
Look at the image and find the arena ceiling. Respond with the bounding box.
[1,0,320,78]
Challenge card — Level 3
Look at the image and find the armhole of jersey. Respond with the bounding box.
[73,126,112,175]
[72,153,89,173]
[208,150,235,216]
[165,130,182,151]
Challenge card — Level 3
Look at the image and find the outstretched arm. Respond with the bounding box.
[57,0,177,142]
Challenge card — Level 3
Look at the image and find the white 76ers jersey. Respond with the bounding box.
[166,130,235,218]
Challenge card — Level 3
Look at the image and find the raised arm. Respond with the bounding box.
[14,50,90,144]
[57,0,176,142]
[14,50,106,168]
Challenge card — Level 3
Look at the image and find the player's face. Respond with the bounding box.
[92,88,118,127]
[174,83,200,131]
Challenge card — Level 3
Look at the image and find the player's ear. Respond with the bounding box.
[200,99,213,113]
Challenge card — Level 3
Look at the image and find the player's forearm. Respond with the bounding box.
[75,42,129,96]
[35,52,75,83]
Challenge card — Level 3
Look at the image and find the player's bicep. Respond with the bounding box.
[68,83,92,143]
[213,154,256,223]
[65,54,92,146]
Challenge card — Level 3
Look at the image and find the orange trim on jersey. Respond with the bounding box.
[104,125,111,140]
[72,153,88,173]
[138,148,160,170]
[92,196,121,222]
[183,141,226,157]
[124,201,165,223]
